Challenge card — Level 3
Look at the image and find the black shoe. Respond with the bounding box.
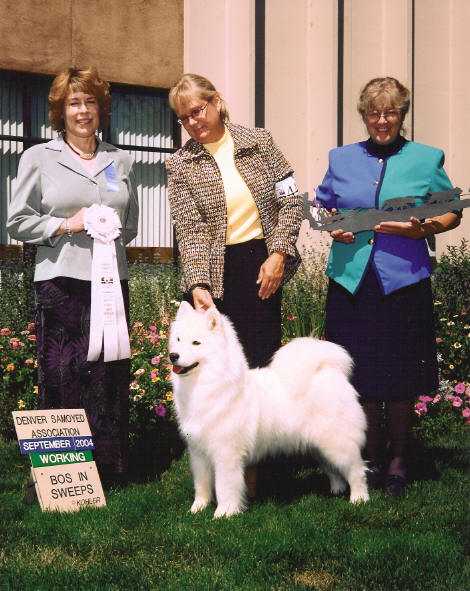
[366,464,383,489]
[385,474,407,497]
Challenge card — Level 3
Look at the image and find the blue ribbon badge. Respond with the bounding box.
[104,163,120,192]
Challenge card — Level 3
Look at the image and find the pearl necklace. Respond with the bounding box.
[65,138,99,160]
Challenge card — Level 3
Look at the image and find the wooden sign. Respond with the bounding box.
[12,409,92,439]
[12,409,106,512]
[32,462,106,512]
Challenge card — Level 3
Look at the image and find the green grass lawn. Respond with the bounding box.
[0,439,468,591]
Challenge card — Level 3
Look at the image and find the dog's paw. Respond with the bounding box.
[349,490,369,504]
[190,497,211,513]
[213,503,244,519]
[329,474,347,495]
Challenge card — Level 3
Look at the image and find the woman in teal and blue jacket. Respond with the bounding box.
[316,77,461,496]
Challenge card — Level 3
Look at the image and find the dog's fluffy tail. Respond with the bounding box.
[269,337,353,383]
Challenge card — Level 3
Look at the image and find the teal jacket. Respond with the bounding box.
[316,139,453,295]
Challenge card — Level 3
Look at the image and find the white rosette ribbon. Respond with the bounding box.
[84,204,130,362]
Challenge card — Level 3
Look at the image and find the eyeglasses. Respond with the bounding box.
[177,102,209,126]
[366,109,401,123]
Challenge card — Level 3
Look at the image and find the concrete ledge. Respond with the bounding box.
[0,245,174,265]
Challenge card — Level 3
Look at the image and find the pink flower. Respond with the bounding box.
[150,369,159,380]
[25,358,34,367]
[415,401,428,415]
[147,334,160,345]
[445,394,455,401]
[9,338,22,349]
[466,385,470,398]
[435,337,443,344]
[0,328,11,336]
[452,397,463,408]
[432,394,441,403]
[418,395,434,403]
[27,322,36,333]
[27,335,36,342]
[149,324,158,334]
[454,382,466,395]
[154,403,166,417]
[151,355,161,366]
[462,407,470,418]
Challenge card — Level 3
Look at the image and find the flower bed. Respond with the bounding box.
[1,242,469,470]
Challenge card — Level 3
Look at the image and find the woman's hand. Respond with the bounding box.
[58,207,88,235]
[192,287,214,311]
[329,208,355,243]
[374,216,436,239]
[257,252,286,299]
[67,207,87,233]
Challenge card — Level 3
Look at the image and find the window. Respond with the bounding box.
[0,70,178,248]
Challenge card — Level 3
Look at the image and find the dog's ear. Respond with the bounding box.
[206,306,222,332]
[175,300,195,320]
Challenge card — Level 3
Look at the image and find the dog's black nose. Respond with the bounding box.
[169,353,179,363]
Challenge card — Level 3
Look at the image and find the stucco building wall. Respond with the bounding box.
[0,0,183,87]
[184,0,468,254]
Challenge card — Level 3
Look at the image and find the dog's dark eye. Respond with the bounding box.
[177,337,180,342]
[192,340,201,346]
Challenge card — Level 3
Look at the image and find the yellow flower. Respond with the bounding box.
[151,376,160,383]
[165,391,173,401]
[5,363,15,372]
[134,368,146,377]
[18,399,26,410]
[453,342,462,349]
[33,385,39,395]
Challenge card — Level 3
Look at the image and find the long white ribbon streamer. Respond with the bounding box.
[85,204,130,362]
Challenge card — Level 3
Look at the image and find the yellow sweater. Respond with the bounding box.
[204,128,263,245]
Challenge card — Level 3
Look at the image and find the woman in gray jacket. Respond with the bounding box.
[8,67,138,485]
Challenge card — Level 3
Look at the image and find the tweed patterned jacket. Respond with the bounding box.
[165,123,303,298]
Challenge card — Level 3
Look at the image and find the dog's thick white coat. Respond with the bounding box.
[170,301,369,518]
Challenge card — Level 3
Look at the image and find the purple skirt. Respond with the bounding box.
[325,267,439,401]
[34,277,130,475]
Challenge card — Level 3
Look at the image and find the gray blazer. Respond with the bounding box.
[7,137,139,282]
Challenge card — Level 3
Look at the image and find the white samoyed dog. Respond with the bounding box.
[169,301,369,518]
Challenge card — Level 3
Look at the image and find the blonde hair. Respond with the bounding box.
[169,73,229,122]
[48,66,111,131]
[357,77,410,119]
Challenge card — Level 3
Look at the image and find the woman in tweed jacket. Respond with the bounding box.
[166,74,303,372]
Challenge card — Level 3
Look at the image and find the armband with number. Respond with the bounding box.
[275,175,298,198]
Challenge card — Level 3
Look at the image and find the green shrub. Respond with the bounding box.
[282,251,328,340]
[413,380,470,455]
[0,262,33,333]
[128,262,181,327]
[0,323,38,439]
[432,238,470,382]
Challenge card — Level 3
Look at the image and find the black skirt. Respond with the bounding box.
[325,266,438,401]
[184,239,282,369]
[35,277,130,475]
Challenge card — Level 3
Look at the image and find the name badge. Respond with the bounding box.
[275,175,298,198]
[104,164,120,192]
